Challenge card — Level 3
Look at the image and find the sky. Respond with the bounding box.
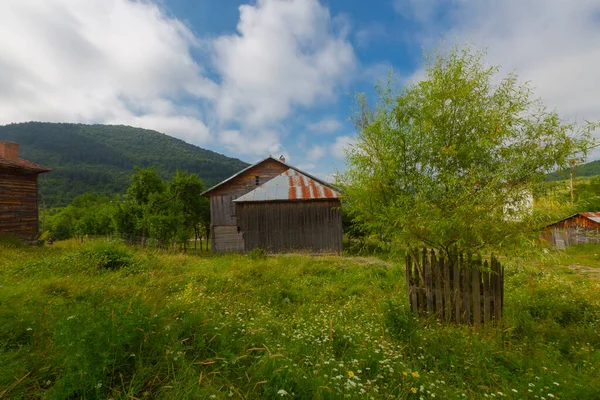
[1,0,600,180]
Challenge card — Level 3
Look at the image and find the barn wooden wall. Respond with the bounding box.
[210,159,288,226]
[212,225,245,253]
[0,168,39,238]
[236,200,342,254]
[209,159,289,252]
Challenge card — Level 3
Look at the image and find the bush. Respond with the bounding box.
[248,247,267,260]
[80,242,134,270]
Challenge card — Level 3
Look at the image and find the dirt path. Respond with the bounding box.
[566,264,600,279]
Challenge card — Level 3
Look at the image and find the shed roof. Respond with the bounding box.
[201,155,337,197]
[0,157,52,173]
[546,212,600,228]
[233,169,341,203]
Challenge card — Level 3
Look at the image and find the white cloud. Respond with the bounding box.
[308,118,343,133]
[219,129,282,156]
[393,0,600,158]
[296,163,317,171]
[0,0,215,144]
[306,145,326,161]
[212,0,356,154]
[0,0,357,158]
[331,135,356,160]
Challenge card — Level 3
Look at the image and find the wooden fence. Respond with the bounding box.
[405,249,504,325]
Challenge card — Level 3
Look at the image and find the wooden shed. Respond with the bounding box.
[544,212,600,248]
[0,141,52,240]
[202,156,342,254]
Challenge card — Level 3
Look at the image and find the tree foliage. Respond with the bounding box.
[341,46,597,253]
[47,167,211,250]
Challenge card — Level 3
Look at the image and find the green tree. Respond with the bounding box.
[127,166,165,205]
[125,166,165,238]
[167,171,205,251]
[341,46,597,255]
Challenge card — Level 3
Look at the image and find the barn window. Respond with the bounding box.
[255,176,260,185]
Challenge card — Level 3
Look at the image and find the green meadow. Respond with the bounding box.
[1,240,599,399]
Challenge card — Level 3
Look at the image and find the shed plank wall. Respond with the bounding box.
[0,168,39,238]
[210,159,288,227]
[212,225,244,253]
[236,200,342,254]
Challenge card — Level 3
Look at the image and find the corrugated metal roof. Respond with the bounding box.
[0,157,52,173]
[233,169,341,202]
[546,212,600,228]
[580,212,600,223]
[201,155,337,197]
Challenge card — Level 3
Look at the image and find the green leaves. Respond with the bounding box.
[342,45,596,253]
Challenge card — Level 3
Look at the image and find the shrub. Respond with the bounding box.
[80,242,134,270]
[248,247,267,260]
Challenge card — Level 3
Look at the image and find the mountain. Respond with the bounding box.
[546,159,600,181]
[0,122,248,206]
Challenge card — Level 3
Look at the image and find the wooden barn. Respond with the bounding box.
[202,156,342,254]
[544,212,600,248]
[0,141,51,240]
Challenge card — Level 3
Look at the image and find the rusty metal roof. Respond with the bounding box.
[202,155,337,197]
[579,212,600,223]
[0,157,52,173]
[547,212,600,227]
[233,169,341,202]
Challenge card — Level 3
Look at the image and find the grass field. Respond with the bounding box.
[1,240,599,399]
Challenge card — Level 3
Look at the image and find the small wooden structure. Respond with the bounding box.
[406,249,504,325]
[543,212,600,248]
[0,141,51,239]
[202,156,342,254]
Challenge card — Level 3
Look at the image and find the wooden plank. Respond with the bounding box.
[493,257,502,323]
[411,285,418,313]
[500,259,504,320]
[483,260,491,325]
[425,248,433,314]
[434,252,443,318]
[472,264,481,326]
[454,257,461,324]
[444,256,451,323]
[406,253,411,304]
[462,258,470,324]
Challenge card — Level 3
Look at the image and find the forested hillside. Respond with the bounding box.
[546,159,600,181]
[0,122,248,206]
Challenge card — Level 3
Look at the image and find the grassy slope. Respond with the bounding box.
[1,241,599,399]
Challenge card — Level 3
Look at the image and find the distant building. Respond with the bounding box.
[0,141,51,239]
[544,212,600,248]
[202,156,342,254]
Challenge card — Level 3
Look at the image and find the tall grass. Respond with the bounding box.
[0,239,599,399]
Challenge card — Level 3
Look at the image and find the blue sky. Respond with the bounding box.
[1,0,600,180]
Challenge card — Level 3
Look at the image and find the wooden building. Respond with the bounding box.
[544,212,600,248]
[202,156,342,254]
[0,141,51,239]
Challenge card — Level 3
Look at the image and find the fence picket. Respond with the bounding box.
[405,249,502,326]
[483,260,491,324]
[424,248,433,314]
[472,263,481,326]
[443,257,451,323]
[434,252,443,318]
[453,259,460,324]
